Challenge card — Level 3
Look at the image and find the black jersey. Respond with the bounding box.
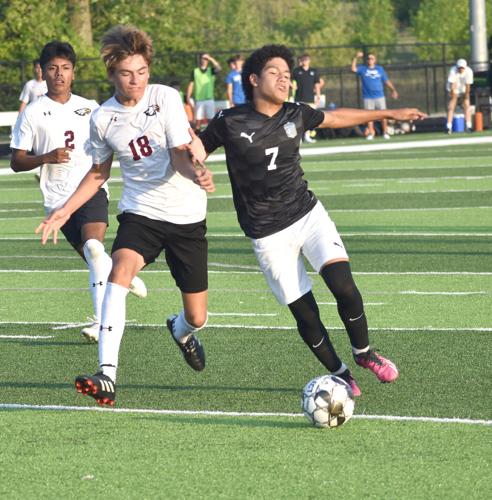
[200,102,325,239]
[293,66,320,103]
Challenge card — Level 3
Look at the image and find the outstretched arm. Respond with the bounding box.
[319,107,426,129]
[35,156,112,244]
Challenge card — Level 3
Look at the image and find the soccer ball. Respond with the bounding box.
[301,374,355,428]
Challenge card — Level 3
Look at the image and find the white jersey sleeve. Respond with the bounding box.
[162,87,191,148]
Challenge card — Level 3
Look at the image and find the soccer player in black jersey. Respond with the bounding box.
[198,45,426,396]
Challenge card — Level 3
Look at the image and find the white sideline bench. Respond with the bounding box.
[0,111,19,131]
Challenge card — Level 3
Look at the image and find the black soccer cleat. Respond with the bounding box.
[167,315,205,371]
[75,372,116,407]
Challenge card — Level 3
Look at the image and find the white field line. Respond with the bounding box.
[0,321,490,332]
[1,231,491,240]
[318,302,386,305]
[0,269,491,276]
[398,291,487,296]
[202,136,492,162]
[0,403,490,426]
[0,335,54,339]
[207,189,492,200]
[0,287,488,297]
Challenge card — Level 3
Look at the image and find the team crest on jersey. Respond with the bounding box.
[283,121,297,138]
[74,108,91,116]
[144,104,160,116]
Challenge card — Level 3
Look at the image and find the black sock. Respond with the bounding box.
[320,261,369,350]
[288,291,342,372]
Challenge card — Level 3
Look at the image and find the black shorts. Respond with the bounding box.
[60,189,109,247]
[112,212,208,293]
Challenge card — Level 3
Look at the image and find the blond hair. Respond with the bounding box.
[100,25,153,73]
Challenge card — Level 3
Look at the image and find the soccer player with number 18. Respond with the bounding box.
[37,26,215,406]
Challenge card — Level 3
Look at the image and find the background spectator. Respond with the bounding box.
[18,59,47,114]
[186,53,221,131]
[351,51,398,140]
[446,58,474,134]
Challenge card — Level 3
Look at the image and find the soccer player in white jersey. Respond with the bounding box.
[37,26,215,406]
[11,41,146,344]
[197,45,426,397]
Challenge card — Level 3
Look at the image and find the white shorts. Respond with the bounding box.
[251,202,349,305]
[363,97,387,110]
[194,100,216,120]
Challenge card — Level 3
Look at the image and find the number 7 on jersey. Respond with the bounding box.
[265,146,279,171]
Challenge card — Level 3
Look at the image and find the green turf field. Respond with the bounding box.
[0,135,491,499]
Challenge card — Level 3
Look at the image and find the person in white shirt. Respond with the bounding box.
[37,26,215,407]
[18,59,48,114]
[11,41,146,344]
[446,58,474,134]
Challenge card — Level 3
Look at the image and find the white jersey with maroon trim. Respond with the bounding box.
[90,84,206,224]
[11,94,100,212]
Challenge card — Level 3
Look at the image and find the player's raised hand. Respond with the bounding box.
[186,128,207,167]
[195,167,215,193]
[44,147,72,164]
[35,207,71,245]
[390,108,427,121]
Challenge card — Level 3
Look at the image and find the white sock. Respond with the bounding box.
[98,282,129,383]
[172,310,207,343]
[447,122,452,130]
[83,239,112,323]
[352,345,370,355]
[332,362,349,375]
[466,121,472,128]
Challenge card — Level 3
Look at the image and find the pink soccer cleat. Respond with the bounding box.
[354,350,399,383]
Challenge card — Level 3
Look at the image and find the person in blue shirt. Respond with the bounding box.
[226,55,245,107]
[351,51,398,140]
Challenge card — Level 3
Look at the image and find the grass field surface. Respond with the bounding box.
[0,134,490,499]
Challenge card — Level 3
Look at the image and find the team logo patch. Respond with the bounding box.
[283,121,297,138]
[144,104,160,116]
[74,108,91,116]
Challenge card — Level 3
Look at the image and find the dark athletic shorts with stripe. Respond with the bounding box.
[60,189,109,247]
[112,212,208,293]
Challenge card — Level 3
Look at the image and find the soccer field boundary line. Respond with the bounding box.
[0,403,490,426]
[0,335,55,339]
[0,269,491,276]
[0,321,490,332]
[2,230,492,239]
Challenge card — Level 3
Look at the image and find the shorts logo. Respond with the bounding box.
[74,108,91,116]
[283,121,297,138]
[144,104,160,116]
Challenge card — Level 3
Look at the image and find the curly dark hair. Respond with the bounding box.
[242,44,294,102]
[39,41,76,69]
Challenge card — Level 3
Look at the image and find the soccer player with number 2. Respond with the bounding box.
[12,40,147,345]
[37,26,215,406]
[198,45,426,396]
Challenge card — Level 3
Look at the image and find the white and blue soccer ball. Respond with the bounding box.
[301,374,355,428]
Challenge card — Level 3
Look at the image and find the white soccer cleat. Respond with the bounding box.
[129,275,147,298]
[383,133,391,140]
[81,317,99,343]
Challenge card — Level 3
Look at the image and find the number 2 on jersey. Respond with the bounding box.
[129,136,153,161]
[64,130,75,149]
[265,146,279,171]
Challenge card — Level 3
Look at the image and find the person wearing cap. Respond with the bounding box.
[446,58,474,134]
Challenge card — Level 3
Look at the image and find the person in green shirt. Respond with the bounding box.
[186,53,221,131]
